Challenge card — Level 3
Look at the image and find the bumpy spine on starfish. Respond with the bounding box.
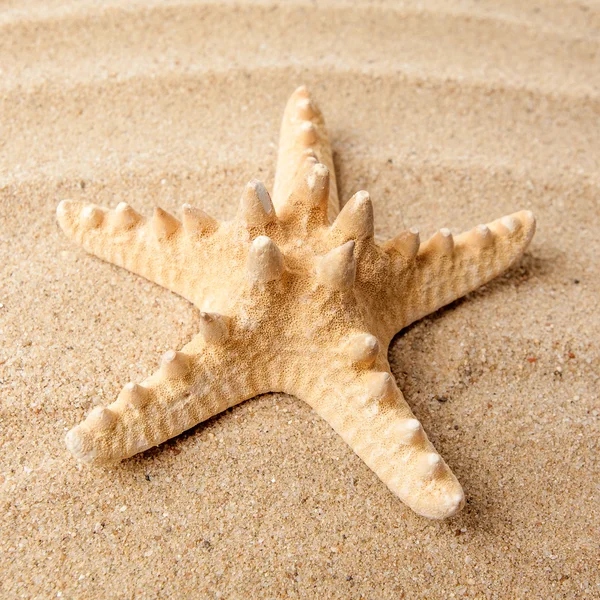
[316,241,356,291]
[382,227,420,259]
[330,191,374,242]
[199,312,229,343]
[341,332,380,367]
[153,207,180,239]
[247,236,285,283]
[182,203,218,236]
[238,179,275,229]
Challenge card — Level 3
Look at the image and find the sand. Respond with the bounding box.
[1,0,599,597]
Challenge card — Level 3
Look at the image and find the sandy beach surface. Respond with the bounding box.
[1,1,599,598]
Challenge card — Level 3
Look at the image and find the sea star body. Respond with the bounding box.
[57,87,535,519]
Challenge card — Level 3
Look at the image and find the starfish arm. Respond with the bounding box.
[297,362,465,519]
[64,331,264,465]
[56,199,218,305]
[382,210,536,336]
[272,86,339,222]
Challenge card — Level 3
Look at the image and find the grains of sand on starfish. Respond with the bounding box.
[57,85,536,520]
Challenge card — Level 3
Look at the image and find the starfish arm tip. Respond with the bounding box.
[383,208,537,334]
[64,332,268,466]
[273,87,339,221]
[300,362,465,520]
[417,485,465,520]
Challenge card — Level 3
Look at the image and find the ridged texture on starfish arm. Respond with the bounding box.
[273,85,339,222]
[58,86,536,519]
[65,334,267,465]
[299,364,464,519]
[380,212,536,339]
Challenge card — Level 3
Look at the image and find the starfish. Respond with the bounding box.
[57,86,535,519]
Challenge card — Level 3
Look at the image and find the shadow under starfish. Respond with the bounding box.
[57,86,536,519]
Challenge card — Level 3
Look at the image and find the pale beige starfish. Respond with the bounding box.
[57,86,535,519]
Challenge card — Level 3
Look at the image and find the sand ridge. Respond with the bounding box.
[1,1,599,598]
